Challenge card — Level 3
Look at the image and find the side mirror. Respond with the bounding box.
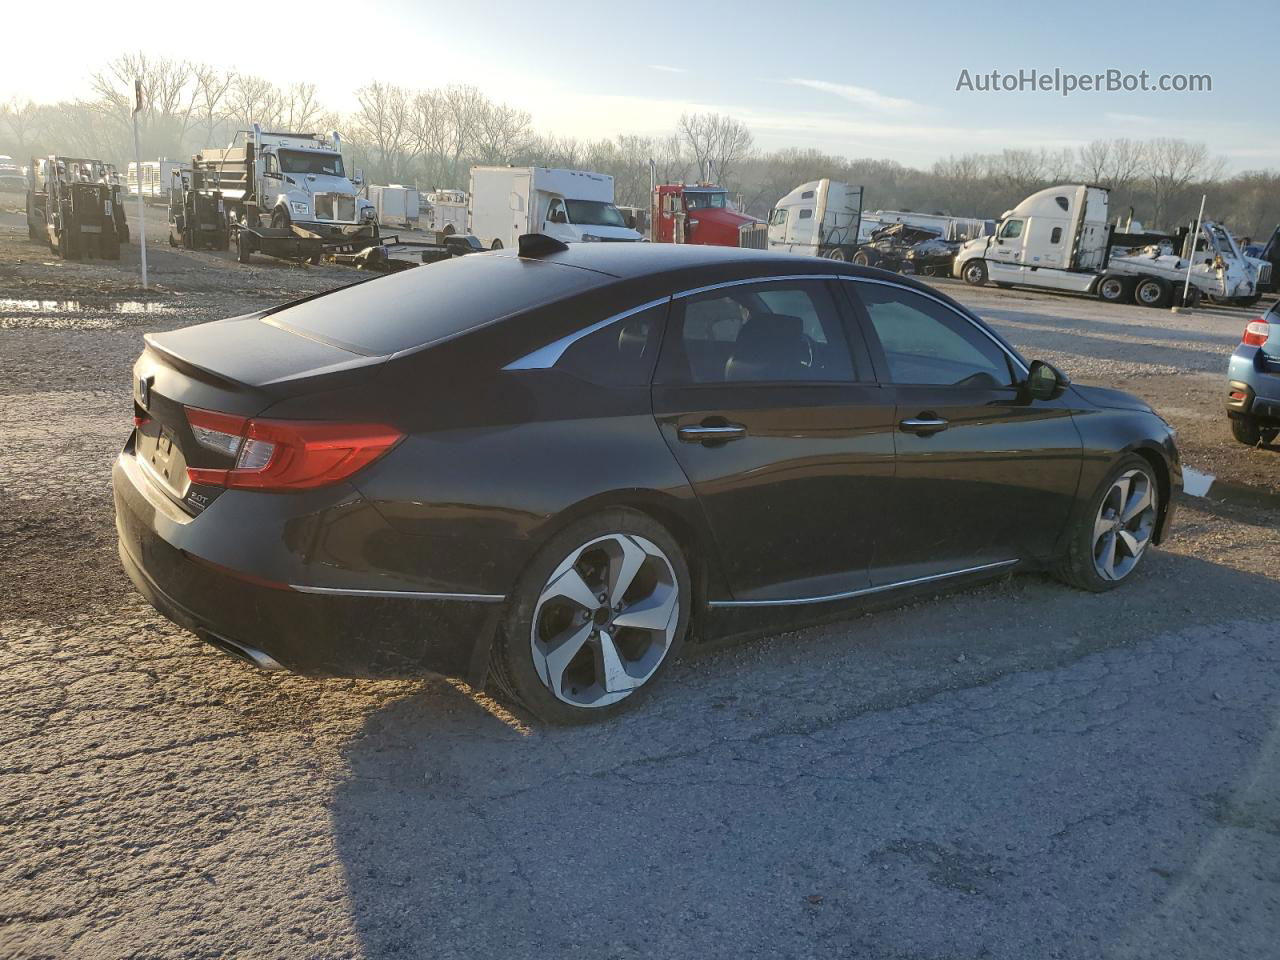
[1026,359,1070,401]
[353,167,364,185]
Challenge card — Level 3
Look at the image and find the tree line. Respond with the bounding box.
[3,53,1277,238]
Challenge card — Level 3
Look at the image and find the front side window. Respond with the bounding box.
[1050,227,1063,244]
[769,208,787,226]
[855,283,1015,388]
[659,281,857,385]
[999,219,1024,239]
[547,198,568,224]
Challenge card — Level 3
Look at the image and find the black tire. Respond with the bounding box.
[1097,276,1133,304]
[961,259,988,286]
[491,508,692,724]
[851,249,875,267]
[102,235,121,260]
[271,208,291,231]
[823,247,848,262]
[441,224,455,236]
[995,282,1014,289]
[1230,416,1278,447]
[1133,276,1172,308]
[491,238,503,250]
[1055,454,1160,593]
[119,223,130,245]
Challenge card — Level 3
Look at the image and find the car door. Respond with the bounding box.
[987,217,1026,283]
[841,279,1083,585]
[651,277,896,603]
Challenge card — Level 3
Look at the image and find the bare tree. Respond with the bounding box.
[0,99,43,159]
[1144,138,1215,229]
[472,101,533,165]
[283,83,325,134]
[90,53,198,157]
[678,112,753,183]
[351,83,416,181]
[191,65,235,148]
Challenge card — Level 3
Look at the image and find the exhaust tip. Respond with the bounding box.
[199,631,285,671]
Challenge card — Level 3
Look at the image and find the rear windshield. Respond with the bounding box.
[264,254,607,356]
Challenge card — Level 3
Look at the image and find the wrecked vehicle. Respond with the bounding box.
[852,223,954,275]
[25,156,126,260]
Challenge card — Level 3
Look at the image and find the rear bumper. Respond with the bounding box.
[1226,348,1280,423]
[113,452,499,678]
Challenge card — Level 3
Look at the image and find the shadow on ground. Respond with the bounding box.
[332,551,1280,959]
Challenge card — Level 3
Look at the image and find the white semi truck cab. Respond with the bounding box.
[767,179,863,260]
[199,125,377,241]
[468,166,642,249]
[953,184,1266,307]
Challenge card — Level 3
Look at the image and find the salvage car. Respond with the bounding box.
[1226,306,1280,446]
[114,240,1181,722]
[852,223,954,275]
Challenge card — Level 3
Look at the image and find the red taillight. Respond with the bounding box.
[1242,319,1272,347]
[184,406,403,491]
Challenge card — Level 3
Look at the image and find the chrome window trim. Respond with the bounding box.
[838,275,1029,376]
[290,584,505,603]
[503,297,670,370]
[706,558,1018,608]
[671,273,833,300]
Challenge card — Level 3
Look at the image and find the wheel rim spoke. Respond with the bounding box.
[542,622,593,692]
[541,565,598,612]
[597,630,637,693]
[607,536,647,607]
[1117,529,1142,557]
[1121,481,1153,522]
[611,584,677,631]
[1098,530,1118,579]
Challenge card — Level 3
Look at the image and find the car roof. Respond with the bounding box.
[492,241,836,280]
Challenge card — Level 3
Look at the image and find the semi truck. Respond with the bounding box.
[953,184,1268,307]
[651,180,767,248]
[195,125,378,261]
[468,166,642,249]
[767,179,863,260]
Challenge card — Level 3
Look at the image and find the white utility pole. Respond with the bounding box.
[1177,193,1206,311]
[131,79,149,289]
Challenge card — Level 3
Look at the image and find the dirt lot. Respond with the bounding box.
[2,200,1278,959]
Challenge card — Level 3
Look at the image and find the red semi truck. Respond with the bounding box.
[651,182,767,248]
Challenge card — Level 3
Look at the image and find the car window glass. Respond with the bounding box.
[799,209,813,220]
[856,284,1014,387]
[661,281,856,384]
[555,303,665,386]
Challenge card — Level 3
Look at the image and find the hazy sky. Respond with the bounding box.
[3,0,1274,170]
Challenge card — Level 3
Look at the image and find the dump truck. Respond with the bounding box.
[953,184,1268,307]
[767,179,863,260]
[196,125,378,263]
[25,156,126,260]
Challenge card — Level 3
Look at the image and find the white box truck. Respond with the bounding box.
[468,166,642,249]
[424,189,468,234]
[953,184,1269,307]
[767,179,863,260]
[367,184,420,227]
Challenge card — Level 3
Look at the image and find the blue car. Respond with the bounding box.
[1226,303,1280,445]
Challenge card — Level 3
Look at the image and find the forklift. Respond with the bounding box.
[26,156,125,260]
[168,166,230,251]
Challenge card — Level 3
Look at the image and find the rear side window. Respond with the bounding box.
[264,256,605,356]
[659,280,857,385]
[555,303,666,386]
[854,283,1015,388]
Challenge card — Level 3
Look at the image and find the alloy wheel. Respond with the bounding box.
[1092,469,1157,581]
[530,534,679,708]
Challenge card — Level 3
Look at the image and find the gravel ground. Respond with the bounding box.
[2,202,1278,959]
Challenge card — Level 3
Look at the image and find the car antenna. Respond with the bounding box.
[518,233,570,257]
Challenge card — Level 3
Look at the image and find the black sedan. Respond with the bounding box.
[114,236,1181,723]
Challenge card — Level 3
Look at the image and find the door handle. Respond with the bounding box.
[899,416,949,434]
[678,423,746,443]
